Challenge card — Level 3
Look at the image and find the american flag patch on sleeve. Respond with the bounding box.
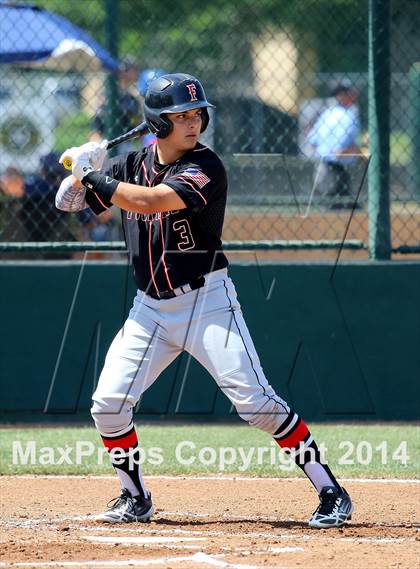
[178,168,210,189]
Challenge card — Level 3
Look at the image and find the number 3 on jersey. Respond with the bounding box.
[173,219,195,250]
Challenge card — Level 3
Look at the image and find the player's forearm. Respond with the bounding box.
[110,182,161,214]
[82,172,185,214]
[70,175,84,189]
[56,175,88,212]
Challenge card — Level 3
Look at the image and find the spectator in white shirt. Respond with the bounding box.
[307,80,360,208]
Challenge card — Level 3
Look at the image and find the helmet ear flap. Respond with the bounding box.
[156,115,173,139]
[145,115,173,139]
[147,119,160,135]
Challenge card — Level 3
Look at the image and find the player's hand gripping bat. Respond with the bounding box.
[61,121,150,170]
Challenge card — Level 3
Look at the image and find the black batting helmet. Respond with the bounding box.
[143,73,215,139]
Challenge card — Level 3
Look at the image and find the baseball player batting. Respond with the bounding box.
[56,73,353,528]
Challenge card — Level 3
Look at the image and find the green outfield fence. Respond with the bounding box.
[0,0,419,259]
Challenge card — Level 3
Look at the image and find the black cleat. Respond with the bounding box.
[309,486,353,528]
[95,488,154,523]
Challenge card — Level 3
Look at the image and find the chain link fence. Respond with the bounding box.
[0,0,419,259]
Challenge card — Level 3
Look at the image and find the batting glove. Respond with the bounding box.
[78,140,108,170]
[59,147,95,182]
[59,140,108,176]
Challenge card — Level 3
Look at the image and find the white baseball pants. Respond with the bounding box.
[91,268,290,435]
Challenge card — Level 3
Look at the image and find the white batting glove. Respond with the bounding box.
[59,140,108,176]
[59,147,95,182]
[77,140,108,170]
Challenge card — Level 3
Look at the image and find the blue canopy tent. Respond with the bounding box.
[0,3,119,173]
[0,3,118,71]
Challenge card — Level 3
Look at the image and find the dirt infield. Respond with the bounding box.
[0,476,418,568]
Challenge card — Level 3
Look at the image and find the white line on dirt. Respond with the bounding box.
[0,552,267,569]
[0,557,194,568]
[335,537,408,543]
[189,551,262,568]
[160,510,281,521]
[2,513,417,543]
[82,535,205,544]
[267,547,304,553]
[5,475,419,484]
[82,525,420,545]
[3,516,415,545]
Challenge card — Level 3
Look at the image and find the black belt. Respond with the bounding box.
[145,276,206,300]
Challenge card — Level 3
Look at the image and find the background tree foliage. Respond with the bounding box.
[32,0,368,80]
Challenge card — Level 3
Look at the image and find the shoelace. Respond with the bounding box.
[315,492,339,515]
[106,490,132,510]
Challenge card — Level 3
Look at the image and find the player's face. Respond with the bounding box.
[165,108,203,150]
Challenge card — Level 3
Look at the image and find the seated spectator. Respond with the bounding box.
[78,207,121,242]
[0,167,25,198]
[20,153,68,242]
[0,166,25,242]
[306,80,361,209]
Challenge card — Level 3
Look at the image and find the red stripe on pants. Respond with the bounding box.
[275,419,309,449]
[101,430,138,450]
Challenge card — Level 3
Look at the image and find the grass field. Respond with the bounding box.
[1,423,418,478]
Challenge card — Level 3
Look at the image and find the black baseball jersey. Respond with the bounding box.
[85,143,229,292]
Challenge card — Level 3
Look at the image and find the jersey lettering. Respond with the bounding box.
[126,210,179,222]
[173,219,195,251]
[127,211,142,221]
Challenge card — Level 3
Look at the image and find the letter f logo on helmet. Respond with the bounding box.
[186,83,198,102]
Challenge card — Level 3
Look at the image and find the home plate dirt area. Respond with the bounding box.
[0,476,418,569]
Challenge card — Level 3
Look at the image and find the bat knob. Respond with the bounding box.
[62,156,73,170]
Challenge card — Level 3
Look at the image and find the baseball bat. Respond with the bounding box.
[62,121,150,170]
